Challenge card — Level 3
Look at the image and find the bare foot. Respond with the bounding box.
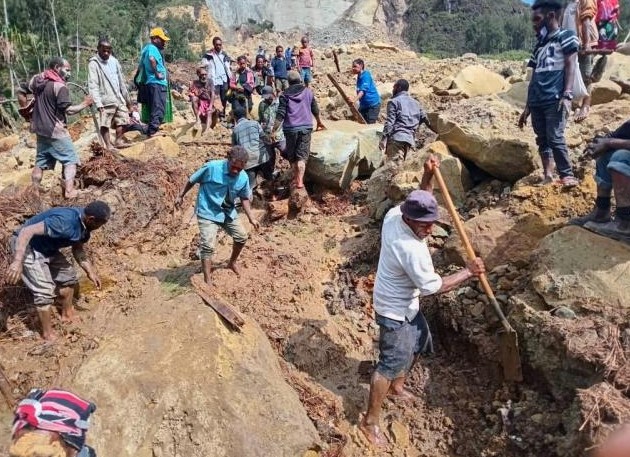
[64,189,79,199]
[42,331,58,342]
[227,262,241,276]
[574,106,590,123]
[387,387,417,403]
[359,419,387,448]
[60,313,82,324]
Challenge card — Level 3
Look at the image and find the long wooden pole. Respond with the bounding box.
[326,73,366,124]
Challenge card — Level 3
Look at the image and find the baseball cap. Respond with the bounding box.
[261,86,274,99]
[150,27,170,42]
[400,190,439,222]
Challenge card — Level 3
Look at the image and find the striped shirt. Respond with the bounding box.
[231,118,269,170]
[527,28,579,107]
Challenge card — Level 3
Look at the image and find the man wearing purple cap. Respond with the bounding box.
[360,156,485,447]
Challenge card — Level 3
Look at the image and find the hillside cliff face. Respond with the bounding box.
[205,0,384,30]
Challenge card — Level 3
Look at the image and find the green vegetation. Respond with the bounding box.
[0,0,206,97]
[405,0,534,56]
[405,0,630,57]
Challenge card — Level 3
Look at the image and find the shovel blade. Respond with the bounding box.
[499,330,523,382]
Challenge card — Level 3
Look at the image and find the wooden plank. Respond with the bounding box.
[332,50,341,73]
[191,275,245,331]
[326,73,367,124]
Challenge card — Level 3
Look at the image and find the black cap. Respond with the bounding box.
[531,0,563,10]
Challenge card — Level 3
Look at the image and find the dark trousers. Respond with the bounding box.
[214,83,228,111]
[360,103,381,124]
[530,102,574,179]
[147,83,166,136]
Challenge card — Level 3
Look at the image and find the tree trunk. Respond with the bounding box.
[49,0,62,57]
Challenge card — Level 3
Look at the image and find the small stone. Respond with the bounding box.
[552,306,577,319]
[389,420,410,448]
[530,413,545,424]
[471,302,485,317]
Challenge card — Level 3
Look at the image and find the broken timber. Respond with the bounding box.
[191,274,245,331]
[326,73,367,124]
[0,365,15,408]
[332,50,341,73]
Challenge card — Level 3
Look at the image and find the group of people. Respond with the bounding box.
[6,3,630,454]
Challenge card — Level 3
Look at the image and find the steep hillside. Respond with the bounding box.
[404,0,533,56]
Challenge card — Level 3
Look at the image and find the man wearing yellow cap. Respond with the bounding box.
[138,27,170,137]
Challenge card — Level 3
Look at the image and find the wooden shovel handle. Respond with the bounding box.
[432,168,515,333]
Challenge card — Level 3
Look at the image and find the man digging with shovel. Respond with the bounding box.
[360,155,486,447]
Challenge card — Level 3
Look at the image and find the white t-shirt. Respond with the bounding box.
[373,206,443,322]
[562,1,578,35]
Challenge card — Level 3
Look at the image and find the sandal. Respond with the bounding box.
[560,176,579,188]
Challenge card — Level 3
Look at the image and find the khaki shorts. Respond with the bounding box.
[197,216,248,260]
[98,105,129,129]
[385,139,413,163]
[11,236,77,307]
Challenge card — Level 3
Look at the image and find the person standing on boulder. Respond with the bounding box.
[272,70,326,189]
[175,146,260,286]
[297,36,315,87]
[569,120,630,242]
[359,156,486,447]
[379,79,431,163]
[28,57,93,199]
[518,0,580,187]
[351,59,381,124]
[6,201,111,341]
[88,38,132,151]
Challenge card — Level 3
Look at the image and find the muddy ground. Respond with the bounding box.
[1,48,629,456]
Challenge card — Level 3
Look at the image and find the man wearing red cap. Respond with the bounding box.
[360,156,486,447]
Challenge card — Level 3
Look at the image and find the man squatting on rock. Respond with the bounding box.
[175,146,260,286]
[570,120,630,242]
[7,202,111,341]
[360,155,486,447]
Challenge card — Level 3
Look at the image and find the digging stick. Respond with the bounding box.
[191,274,245,331]
[326,73,366,124]
[67,82,105,147]
[433,168,523,382]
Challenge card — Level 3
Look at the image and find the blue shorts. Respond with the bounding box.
[596,149,630,190]
[375,311,433,380]
[35,135,79,170]
[301,68,313,84]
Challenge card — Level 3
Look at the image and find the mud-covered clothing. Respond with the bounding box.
[373,206,442,322]
[188,159,251,223]
[258,99,285,142]
[197,216,248,260]
[527,29,579,108]
[28,71,71,139]
[15,207,89,257]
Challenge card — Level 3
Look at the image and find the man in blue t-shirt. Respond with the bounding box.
[351,58,381,124]
[7,201,111,341]
[139,27,170,136]
[175,146,260,286]
[518,0,579,188]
